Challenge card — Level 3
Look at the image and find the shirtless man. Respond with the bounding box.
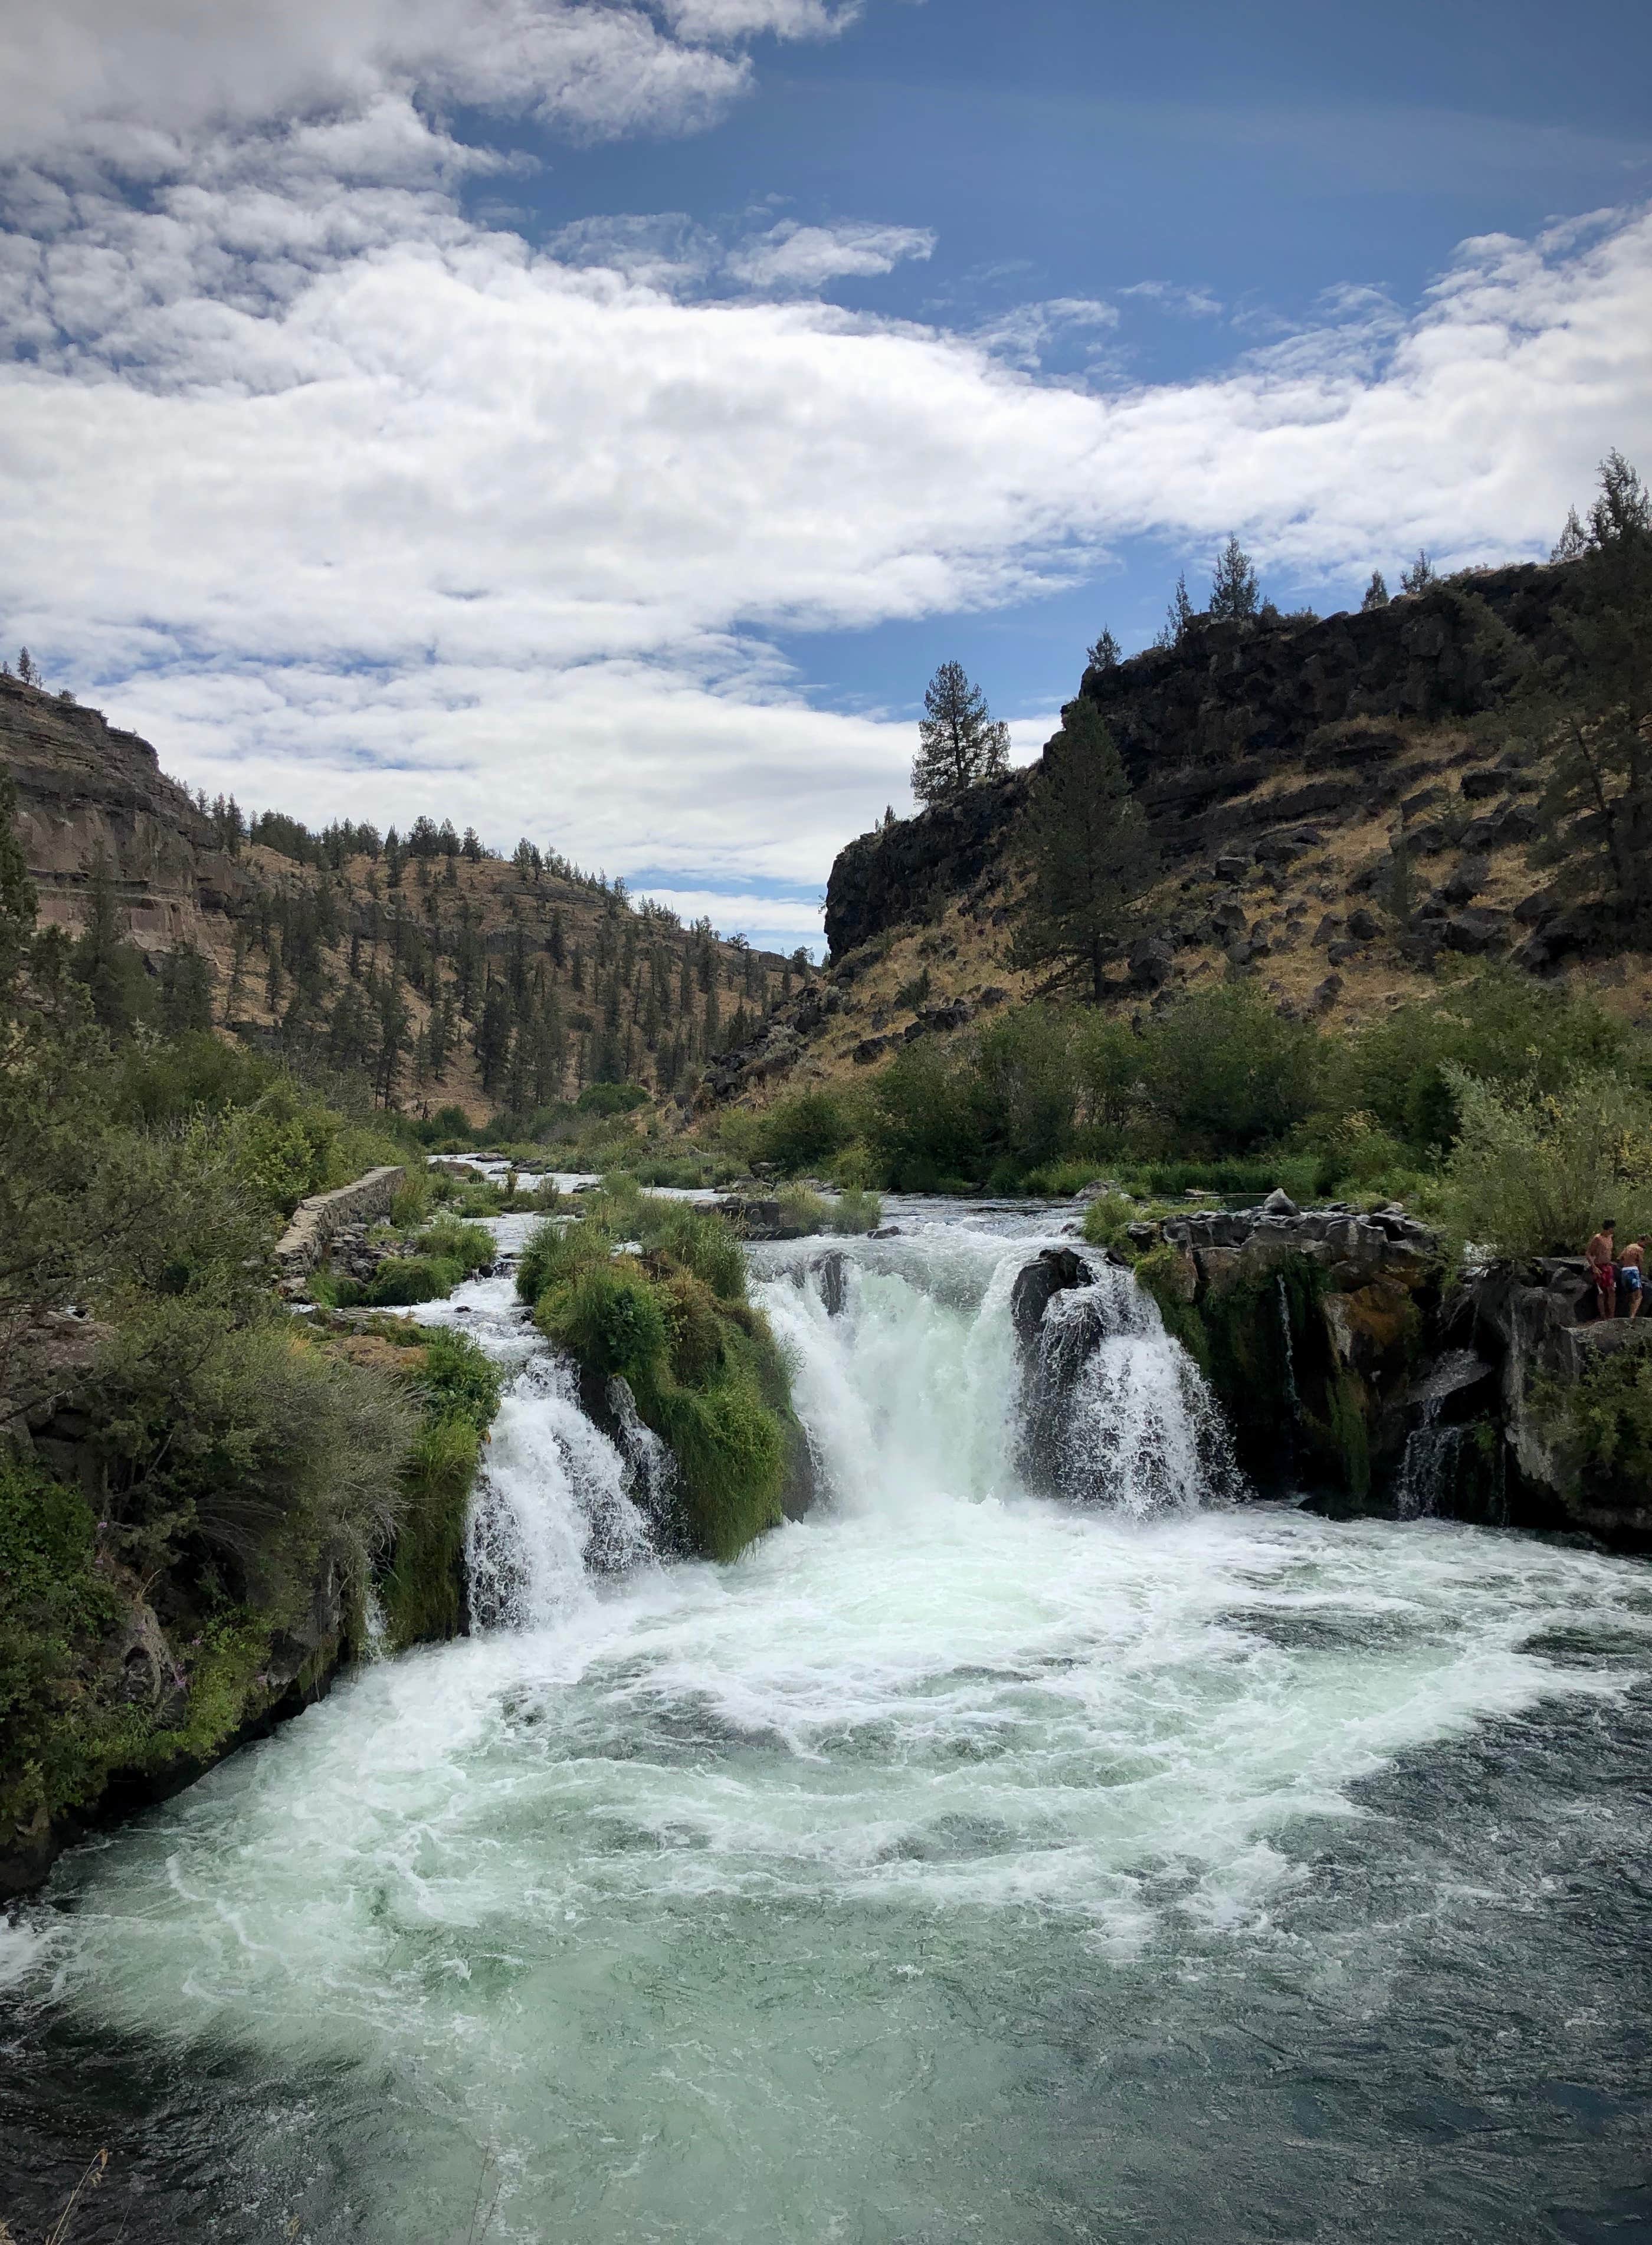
[1620,1236,1646,1320]
[1587,1219,1618,1319]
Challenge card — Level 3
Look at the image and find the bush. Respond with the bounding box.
[1542,1350,1652,1504]
[539,1261,670,1383]
[419,1327,503,1434]
[1436,1066,1652,1261]
[829,1185,882,1234]
[415,1216,496,1275]
[378,1414,480,1650]
[760,1089,858,1175]
[359,1254,464,1306]
[577,1081,650,1117]
[1082,1192,1139,1249]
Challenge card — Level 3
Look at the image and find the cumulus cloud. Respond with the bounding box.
[725,219,936,289]
[3,66,1651,939]
[0,0,850,159]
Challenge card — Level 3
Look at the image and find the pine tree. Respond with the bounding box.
[1399,550,1437,594]
[1156,574,1196,649]
[16,648,40,689]
[1208,536,1260,623]
[461,826,484,863]
[1586,448,1652,549]
[1361,569,1389,610]
[1552,507,1588,564]
[1012,700,1159,1003]
[910,661,1011,806]
[1086,627,1122,672]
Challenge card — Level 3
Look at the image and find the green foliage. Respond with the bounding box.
[577,1081,650,1116]
[414,1326,500,1428]
[1081,1192,1139,1250]
[356,1254,465,1306]
[759,1087,860,1175]
[415,1216,496,1275]
[1435,1066,1652,1262]
[540,1261,671,1383]
[1133,984,1323,1155]
[379,1415,480,1650]
[1330,967,1628,1157]
[1013,702,1158,1003]
[519,1199,791,1563]
[87,1309,414,1604]
[1541,1346,1652,1505]
[0,1466,131,1830]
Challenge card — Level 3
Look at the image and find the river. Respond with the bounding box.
[3,1201,1650,2242]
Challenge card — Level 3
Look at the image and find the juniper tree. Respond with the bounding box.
[1552,508,1588,564]
[911,661,1010,806]
[1156,574,1195,648]
[1528,453,1652,909]
[1362,569,1389,610]
[1208,536,1260,624]
[1399,550,1437,594]
[1012,700,1159,1003]
[1086,627,1122,672]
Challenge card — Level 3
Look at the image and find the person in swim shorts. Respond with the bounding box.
[1587,1220,1618,1319]
[1620,1236,1645,1319]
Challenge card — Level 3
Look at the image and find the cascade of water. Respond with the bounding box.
[464,1351,653,1631]
[1032,1261,1243,1515]
[753,1231,1238,1519]
[1395,1398,1469,1520]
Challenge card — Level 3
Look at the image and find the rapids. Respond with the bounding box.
[3,1200,1650,2242]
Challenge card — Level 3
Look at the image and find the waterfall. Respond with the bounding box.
[1395,1398,1468,1520]
[1029,1261,1243,1516]
[464,1352,653,1631]
[1274,1274,1302,1477]
[753,1231,1239,1520]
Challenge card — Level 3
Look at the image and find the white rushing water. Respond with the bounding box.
[4,1202,1651,2243]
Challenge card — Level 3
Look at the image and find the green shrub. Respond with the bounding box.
[776,1184,834,1234]
[828,1185,882,1234]
[359,1254,464,1306]
[379,1415,481,1649]
[643,1202,748,1301]
[1540,1349,1652,1503]
[516,1214,608,1303]
[0,1466,132,1830]
[577,1081,650,1117]
[761,1089,858,1175]
[389,1169,431,1228]
[539,1261,670,1383]
[1081,1192,1138,1250]
[419,1328,503,1434]
[415,1216,496,1274]
[1436,1066,1652,1262]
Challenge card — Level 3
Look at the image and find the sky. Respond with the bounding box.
[2,1,1650,953]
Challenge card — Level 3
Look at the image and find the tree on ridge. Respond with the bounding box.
[911,661,1010,807]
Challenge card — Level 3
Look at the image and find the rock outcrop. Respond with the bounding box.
[0,671,248,953]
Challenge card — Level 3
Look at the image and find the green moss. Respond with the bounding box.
[1537,1347,1652,1505]
[379,1416,481,1648]
[520,1208,794,1564]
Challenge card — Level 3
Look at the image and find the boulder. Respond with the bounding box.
[1346,906,1383,941]
[1009,1247,1093,1346]
[1441,907,1509,955]
[1460,767,1504,799]
[1127,933,1175,989]
[1438,853,1490,904]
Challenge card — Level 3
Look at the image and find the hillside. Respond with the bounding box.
[0,673,803,1123]
[708,557,1652,1102]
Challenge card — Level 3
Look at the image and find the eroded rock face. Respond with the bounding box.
[821,565,1579,962]
[1,671,249,954]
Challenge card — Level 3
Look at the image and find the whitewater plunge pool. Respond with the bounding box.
[3,1201,1651,2242]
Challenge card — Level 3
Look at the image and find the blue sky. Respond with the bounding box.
[3,0,1651,951]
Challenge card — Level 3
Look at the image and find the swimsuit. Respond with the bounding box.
[1624,1266,1643,1294]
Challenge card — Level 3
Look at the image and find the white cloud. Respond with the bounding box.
[3,81,1651,922]
[0,0,856,161]
[1120,280,1224,319]
[974,296,1120,371]
[725,219,936,290]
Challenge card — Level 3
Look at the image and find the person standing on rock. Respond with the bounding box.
[1587,1220,1618,1319]
[1619,1236,1645,1320]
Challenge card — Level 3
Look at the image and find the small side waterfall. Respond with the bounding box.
[1028,1262,1244,1516]
[465,1353,653,1631]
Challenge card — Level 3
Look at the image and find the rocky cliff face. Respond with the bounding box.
[1011,1195,1652,1549]
[824,567,1569,964]
[0,671,247,953]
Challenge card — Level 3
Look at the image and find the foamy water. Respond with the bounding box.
[3,1202,1650,2242]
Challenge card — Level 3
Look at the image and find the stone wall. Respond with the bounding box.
[274,1166,406,1289]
